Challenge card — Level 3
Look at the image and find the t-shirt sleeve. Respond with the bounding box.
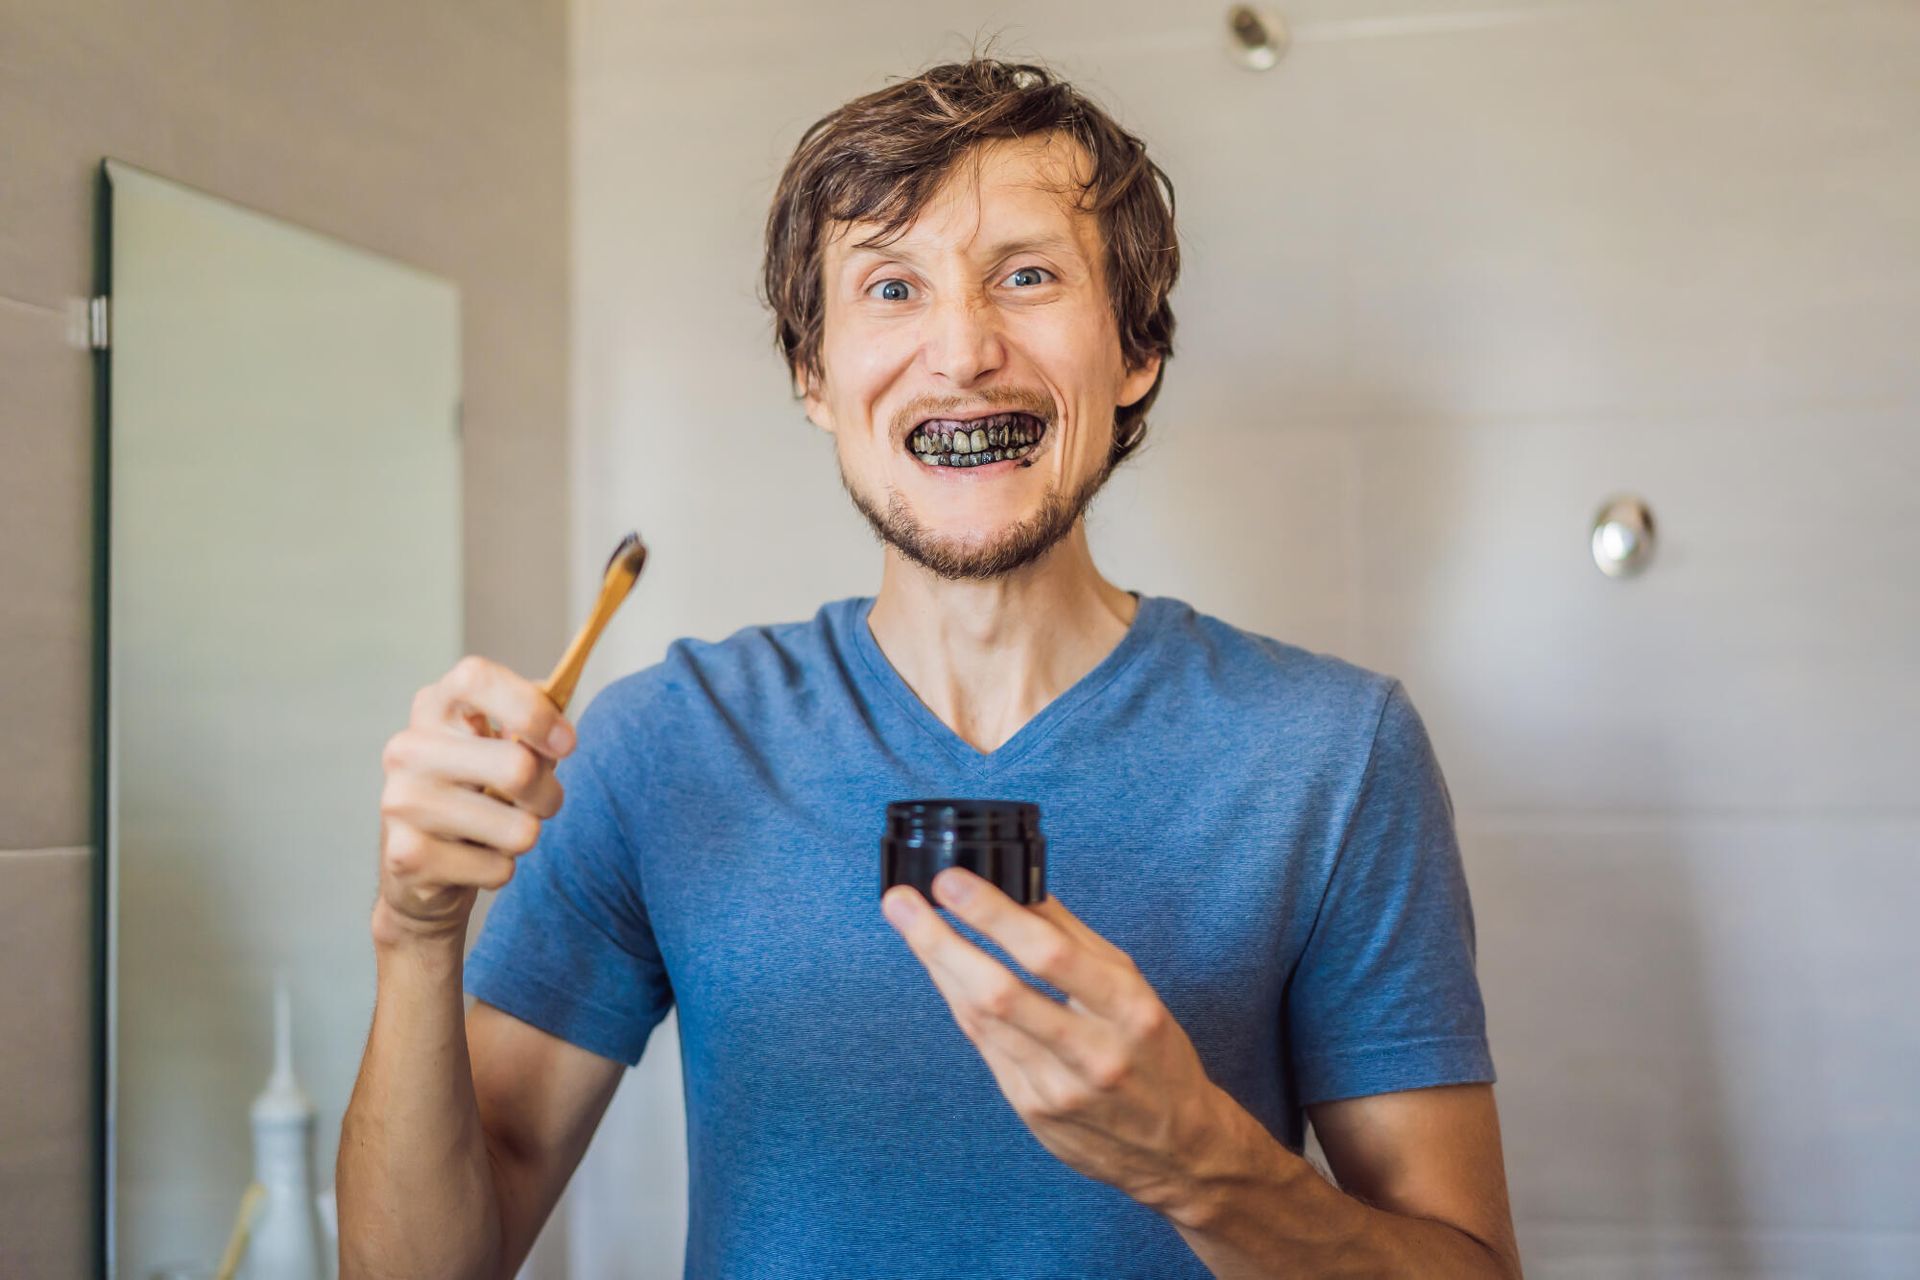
[1287,679,1495,1106]
[464,692,675,1066]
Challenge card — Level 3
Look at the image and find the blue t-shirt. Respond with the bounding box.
[465,594,1494,1279]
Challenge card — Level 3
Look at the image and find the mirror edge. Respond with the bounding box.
[90,154,115,1280]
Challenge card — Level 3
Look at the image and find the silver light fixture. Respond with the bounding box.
[1227,5,1289,70]
[1591,496,1657,578]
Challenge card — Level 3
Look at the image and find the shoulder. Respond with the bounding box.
[569,599,860,746]
[1151,601,1455,871]
[1147,595,1408,747]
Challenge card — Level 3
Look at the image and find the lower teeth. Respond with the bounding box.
[917,443,1033,467]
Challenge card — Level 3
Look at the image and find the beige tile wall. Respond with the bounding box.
[565,0,1920,1273]
[0,848,92,1280]
[0,1,571,1271]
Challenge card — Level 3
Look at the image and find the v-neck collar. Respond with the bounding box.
[846,592,1170,775]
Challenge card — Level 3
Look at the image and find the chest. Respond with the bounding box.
[638,756,1331,1092]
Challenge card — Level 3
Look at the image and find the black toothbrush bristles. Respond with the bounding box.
[604,530,647,580]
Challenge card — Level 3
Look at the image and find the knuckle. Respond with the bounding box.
[409,684,438,721]
[504,812,542,854]
[503,745,541,793]
[380,732,408,773]
[479,859,515,890]
[1088,1054,1131,1093]
[978,979,1020,1021]
[383,824,426,876]
[1039,1080,1091,1119]
[378,772,416,818]
[1028,938,1072,980]
[452,654,490,686]
[1125,996,1169,1041]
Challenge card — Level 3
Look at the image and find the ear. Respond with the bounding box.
[1117,351,1162,409]
[795,363,835,434]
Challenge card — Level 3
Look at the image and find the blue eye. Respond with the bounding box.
[869,279,912,302]
[1005,266,1052,288]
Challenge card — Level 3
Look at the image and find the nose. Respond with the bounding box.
[920,288,1005,387]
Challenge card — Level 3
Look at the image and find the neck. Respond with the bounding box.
[866,523,1138,754]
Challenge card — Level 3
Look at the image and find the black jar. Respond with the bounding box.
[881,799,1047,905]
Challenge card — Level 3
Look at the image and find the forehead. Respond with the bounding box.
[824,133,1102,266]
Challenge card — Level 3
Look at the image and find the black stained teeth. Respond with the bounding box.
[922,442,1030,467]
[909,413,1046,460]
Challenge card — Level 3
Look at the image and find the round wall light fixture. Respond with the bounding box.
[1227,5,1290,70]
[1591,496,1657,578]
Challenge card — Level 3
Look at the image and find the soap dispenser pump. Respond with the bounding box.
[246,979,328,1280]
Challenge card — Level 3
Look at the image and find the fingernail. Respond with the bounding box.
[935,868,973,904]
[883,889,919,925]
[548,723,575,755]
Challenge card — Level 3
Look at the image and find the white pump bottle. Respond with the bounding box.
[245,980,329,1280]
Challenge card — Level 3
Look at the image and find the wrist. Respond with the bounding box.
[1159,1084,1307,1233]
[369,895,471,964]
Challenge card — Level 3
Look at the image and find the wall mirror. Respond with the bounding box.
[100,160,462,1276]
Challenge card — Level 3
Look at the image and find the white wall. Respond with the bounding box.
[567,1,1920,1275]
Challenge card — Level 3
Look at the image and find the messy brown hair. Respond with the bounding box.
[761,56,1180,464]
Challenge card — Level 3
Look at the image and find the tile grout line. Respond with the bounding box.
[0,292,71,318]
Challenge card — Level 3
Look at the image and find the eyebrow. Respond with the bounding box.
[842,230,1083,269]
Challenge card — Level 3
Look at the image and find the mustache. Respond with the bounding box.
[889,387,1056,440]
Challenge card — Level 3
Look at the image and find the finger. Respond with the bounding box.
[887,888,1064,1078]
[884,885,1101,1066]
[384,728,564,818]
[930,868,1132,1020]
[416,656,575,760]
[383,822,517,890]
[886,936,1054,1118]
[381,770,543,856]
[1031,891,1137,972]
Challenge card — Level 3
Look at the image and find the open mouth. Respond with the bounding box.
[907,412,1047,468]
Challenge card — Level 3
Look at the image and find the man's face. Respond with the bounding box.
[801,134,1161,580]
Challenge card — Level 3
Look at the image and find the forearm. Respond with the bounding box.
[337,907,503,1279]
[1163,1088,1519,1280]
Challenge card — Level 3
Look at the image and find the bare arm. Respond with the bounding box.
[874,853,1515,1278]
[338,924,623,1278]
[1165,1083,1521,1279]
[335,655,625,1278]
[465,1002,627,1270]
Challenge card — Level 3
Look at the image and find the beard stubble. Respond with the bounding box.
[841,450,1116,582]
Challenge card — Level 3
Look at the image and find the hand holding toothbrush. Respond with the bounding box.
[372,533,647,945]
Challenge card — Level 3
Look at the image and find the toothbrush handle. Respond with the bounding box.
[473,560,641,804]
[540,563,639,713]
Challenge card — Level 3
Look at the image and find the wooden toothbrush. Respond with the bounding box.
[477,530,647,801]
[537,529,648,713]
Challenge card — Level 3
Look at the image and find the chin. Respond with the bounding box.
[847,469,1099,582]
[906,488,1035,524]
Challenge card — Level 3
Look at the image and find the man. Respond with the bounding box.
[339,58,1521,1279]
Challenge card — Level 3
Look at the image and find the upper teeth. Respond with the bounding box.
[908,412,1044,462]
